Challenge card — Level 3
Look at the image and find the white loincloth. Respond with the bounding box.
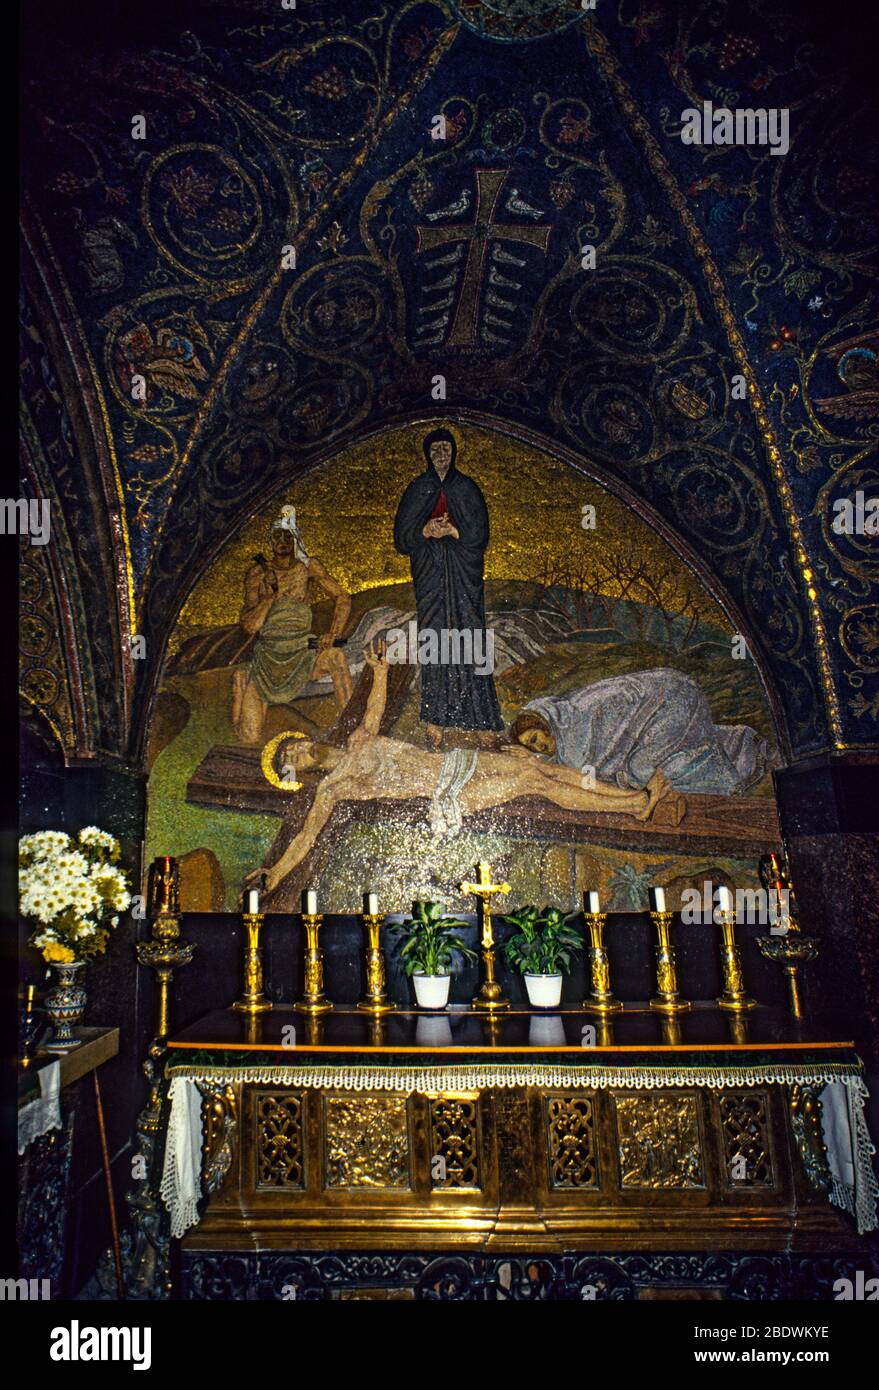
[428,748,479,836]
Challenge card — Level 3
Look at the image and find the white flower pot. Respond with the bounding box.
[524,973,563,1008]
[413,973,451,1009]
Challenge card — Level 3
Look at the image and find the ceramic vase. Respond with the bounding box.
[44,960,87,1052]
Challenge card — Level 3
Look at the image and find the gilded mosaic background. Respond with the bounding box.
[146,421,780,912]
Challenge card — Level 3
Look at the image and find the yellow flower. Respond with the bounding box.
[43,941,76,964]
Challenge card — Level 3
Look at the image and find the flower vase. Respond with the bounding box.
[44,961,87,1052]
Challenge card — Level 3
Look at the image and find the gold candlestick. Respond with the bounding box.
[648,911,690,1014]
[357,913,396,1014]
[138,858,194,1041]
[461,861,511,1012]
[582,912,621,1014]
[233,913,272,1014]
[756,935,818,1020]
[294,913,333,1014]
[715,906,756,1011]
[756,859,818,1020]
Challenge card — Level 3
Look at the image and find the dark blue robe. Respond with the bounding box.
[393,461,503,731]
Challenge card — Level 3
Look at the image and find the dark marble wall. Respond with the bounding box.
[776,757,879,1055]
[776,755,879,1138]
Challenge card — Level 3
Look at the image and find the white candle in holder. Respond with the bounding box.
[245,889,260,915]
[715,885,733,915]
[584,890,601,914]
[364,892,379,915]
[648,886,666,913]
[303,889,318,915]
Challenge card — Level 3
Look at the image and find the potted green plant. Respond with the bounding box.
[389,901,476,1009]
[502,905,584,1008]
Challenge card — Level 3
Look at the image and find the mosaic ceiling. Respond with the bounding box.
[19,0,878,762]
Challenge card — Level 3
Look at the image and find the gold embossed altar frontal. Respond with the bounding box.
[170,1060,876,1255]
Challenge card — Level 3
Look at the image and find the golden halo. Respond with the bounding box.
[260,730,306,791]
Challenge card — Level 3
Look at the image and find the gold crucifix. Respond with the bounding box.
[416,169,552,347]
[460,860,511,1012]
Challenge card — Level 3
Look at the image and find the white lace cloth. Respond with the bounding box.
[160,1076,204,1239]
[820,1079,879,1238]
[160,1063,878,1239]
[17,1059,62,1154]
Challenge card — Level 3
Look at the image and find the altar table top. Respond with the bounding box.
[165,1004,858,1070]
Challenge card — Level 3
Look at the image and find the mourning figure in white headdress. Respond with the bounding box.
[232,505,353,744]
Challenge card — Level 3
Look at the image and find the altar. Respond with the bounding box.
[160,1004,876,1301]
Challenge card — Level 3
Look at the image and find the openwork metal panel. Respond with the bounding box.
[255,1092,305,1190]
[428,1096,481,1191]
[546,1095,598,1189]
[718,1092,774,1189]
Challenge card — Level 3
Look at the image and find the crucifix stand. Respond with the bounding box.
[461,860,511,1012]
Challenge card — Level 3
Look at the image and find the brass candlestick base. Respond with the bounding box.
[582,912,622,1014]
[461,862,511,1013]
[136,912,195,1041]
[715,909,756,1011]
[472,965,510,1013]
[233,913,272,1014]
[756,934,818,1020]
[294,913,333,1015]
[648,911,690,1014]
[357,913,396,1014]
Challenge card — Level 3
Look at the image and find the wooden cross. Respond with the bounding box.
[416,168,552,347]
[460,860,510,948]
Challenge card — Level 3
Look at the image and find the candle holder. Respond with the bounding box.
[137,858,194,1041]
[294,913,333,1015]
[648,911,690,1014]
[356,913,396,1014]
[715,905,756,1012]
[582,912,621,1014]
[232,913,272,1014]
[756,934,818,1020]
[19,985,41,1066]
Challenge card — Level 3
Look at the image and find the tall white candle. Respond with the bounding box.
[716,885,733,915]
[584,890,600,914]
[649,886,666,913]
[364,892,379,915]
[303,889,318,915]
[245,889,260,914]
